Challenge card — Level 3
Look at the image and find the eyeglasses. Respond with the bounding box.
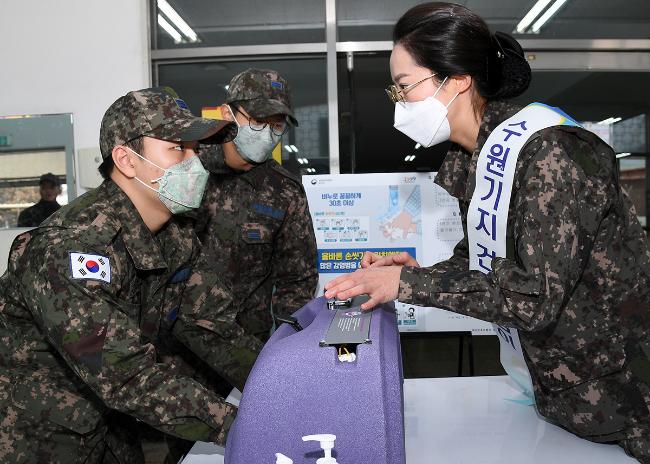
[385,73,437,104]
[234,107,289,136]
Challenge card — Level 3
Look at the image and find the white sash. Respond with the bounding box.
[467,103,580,403]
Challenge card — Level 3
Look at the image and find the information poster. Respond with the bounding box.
[303,173,494,335]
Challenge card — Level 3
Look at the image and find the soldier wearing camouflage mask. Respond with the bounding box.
[0,87,263,463]
[197,69,318,342]
[325,4,650,462]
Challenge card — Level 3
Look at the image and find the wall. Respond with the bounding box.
[0,0,150,194]
[0,0,151,272]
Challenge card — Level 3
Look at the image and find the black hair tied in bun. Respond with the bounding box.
[486,31,532,100]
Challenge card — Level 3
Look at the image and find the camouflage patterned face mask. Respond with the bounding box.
[126,147,209,214]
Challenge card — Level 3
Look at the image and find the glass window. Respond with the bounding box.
[612,114,646,154]
[336,0,422,42]
[513,72,650,124]
[153,0,325,49]
[336,0,650,41]
[508,0,650,38]
[156,57,330,176]
[619,157,647,229]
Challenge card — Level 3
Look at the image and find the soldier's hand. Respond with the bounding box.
[324,265,402,311]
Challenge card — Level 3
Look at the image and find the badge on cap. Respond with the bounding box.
[69,252,111,283]
[175,98,190,110]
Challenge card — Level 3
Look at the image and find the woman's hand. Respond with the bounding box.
[323,265,403,311]
[361,251,420,269]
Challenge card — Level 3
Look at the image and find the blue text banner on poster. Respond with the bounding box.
[317,247,416,273]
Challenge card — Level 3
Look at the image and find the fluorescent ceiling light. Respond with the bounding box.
[157,14,182,44]
[531,0,569,33]
[616,152,632,159]
[404,155,416,162]
[283,145,300,153]
[158,0,198,43]
[414,143,422,150]
[515,0,553,33]
[598,117,622,125]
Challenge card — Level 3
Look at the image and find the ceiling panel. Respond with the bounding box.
[158,0,650,48]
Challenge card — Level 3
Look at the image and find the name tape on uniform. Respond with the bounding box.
[69,252,111,283]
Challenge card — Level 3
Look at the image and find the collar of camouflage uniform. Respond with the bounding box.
[435,100,521,201]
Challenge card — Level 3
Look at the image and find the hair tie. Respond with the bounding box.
[490,33,506,60]
[485,34,504,96]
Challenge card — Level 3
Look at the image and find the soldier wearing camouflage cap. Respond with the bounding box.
[0,87,263,463]
[326,4,649,463]
[17,172,63,227]
[197,69,318,343]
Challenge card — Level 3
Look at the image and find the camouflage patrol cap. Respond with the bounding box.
[99,86,235,159]
[226,68,298,126]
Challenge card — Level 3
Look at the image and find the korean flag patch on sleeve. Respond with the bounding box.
[70,252,111,283]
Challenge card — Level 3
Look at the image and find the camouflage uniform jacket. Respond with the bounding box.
[0,180,263,452]
[17,199,61,227]
[398,100,650,441]
[197,146,318,341]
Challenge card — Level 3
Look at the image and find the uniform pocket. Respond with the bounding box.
[533,332,634,438]
[535,332,626,392]
[544,371,635,438]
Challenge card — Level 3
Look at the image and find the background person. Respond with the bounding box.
[17,172,62,226]
[197,68,318,343]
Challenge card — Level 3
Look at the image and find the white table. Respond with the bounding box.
[403,376,635,464]
[182,376,635,464]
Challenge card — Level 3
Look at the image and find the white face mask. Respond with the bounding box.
[393,77,459,147]
[228,105,282,164]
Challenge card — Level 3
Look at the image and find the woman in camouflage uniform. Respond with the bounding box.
[324,3,649,462]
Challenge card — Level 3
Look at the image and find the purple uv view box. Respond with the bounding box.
[224,296,405,464]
